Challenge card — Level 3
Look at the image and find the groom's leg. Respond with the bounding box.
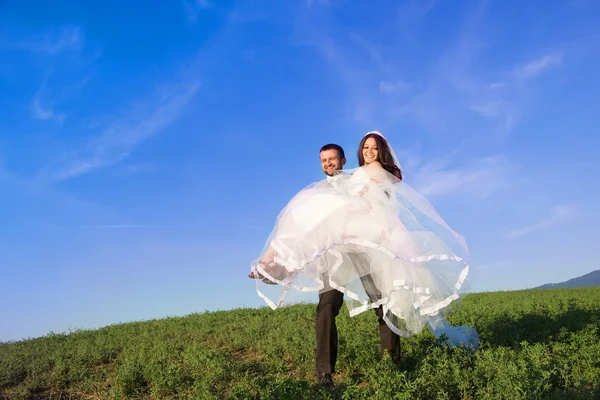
[374,305,401,363]
[360,273,401,363]
[315,288,344,373]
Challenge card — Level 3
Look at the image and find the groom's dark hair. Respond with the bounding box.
[320,143,345,159]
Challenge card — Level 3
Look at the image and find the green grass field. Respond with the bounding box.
[2,287,600,399]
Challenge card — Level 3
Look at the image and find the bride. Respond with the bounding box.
[248,131,477,345]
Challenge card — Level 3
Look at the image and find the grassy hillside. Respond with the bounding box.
[2,287,600,399]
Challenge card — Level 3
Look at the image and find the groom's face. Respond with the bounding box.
[320,149,346,176]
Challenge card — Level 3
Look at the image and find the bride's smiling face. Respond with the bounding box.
[362,137,379,164]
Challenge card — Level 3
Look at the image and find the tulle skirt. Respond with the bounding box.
[250,165,472,338]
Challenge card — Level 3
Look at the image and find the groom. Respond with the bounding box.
[315,143,401,389]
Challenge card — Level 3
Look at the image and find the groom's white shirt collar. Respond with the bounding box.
[326,169,346,185]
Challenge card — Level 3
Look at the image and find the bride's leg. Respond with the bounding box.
[261,247,276,266]
[248,247,279,284]
[261,247,293,282]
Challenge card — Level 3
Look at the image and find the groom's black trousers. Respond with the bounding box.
[315,277,401,374]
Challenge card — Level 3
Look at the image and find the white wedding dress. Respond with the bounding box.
[251,163,476,344]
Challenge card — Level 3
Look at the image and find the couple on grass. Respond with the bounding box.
[248,130,478,389]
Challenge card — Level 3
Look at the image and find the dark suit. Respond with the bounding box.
[315,255,400,373]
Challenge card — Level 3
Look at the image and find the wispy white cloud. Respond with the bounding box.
[296,0,570,144]
[292,2,433,125]
[29,76,89,122]
[389,2,528,139]
[508,204,581,239]
[411,155,515,199]
[514,52,563,79]
[31,96,65,122]
[379,80,410,93]
[4,26,83,55]
[469,101,503,117]
[182,0,213,23]
[38,79,200,182]
[468,99,517,132]
[15,25,98,124]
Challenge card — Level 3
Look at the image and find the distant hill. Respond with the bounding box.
[534,269,600,289]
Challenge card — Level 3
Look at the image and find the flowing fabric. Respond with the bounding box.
[250,163,475,340]
[427,317,480,350]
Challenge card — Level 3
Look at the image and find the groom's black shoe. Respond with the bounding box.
[317,372,334,390]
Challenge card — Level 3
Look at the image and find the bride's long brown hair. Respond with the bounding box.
[357,133,403,180]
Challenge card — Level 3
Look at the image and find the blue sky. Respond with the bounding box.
[1,0,599,342]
